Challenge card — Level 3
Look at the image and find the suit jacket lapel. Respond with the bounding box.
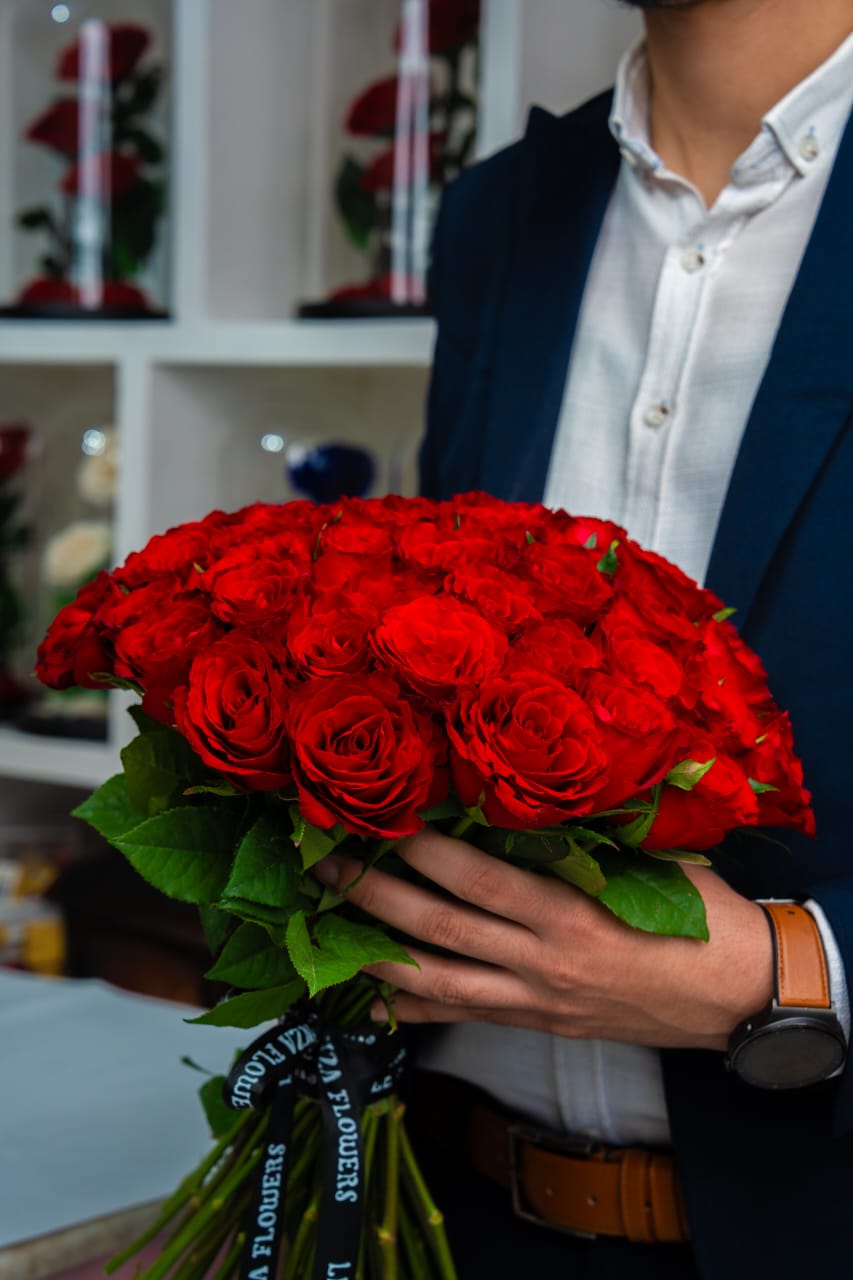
[479,97,620,501]
[705,108,853,616]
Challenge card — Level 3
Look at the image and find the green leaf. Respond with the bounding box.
[184,781,242,797]
[596,540,620,576]
[113,807,239,904]
[217,897,299,946]
[198,1075,241,1137]
[335,155,378,251]
[199,905,237,957]
[223,814,304,907]
[285,910,415,997]
[187,981,304,1028]
[583,534,598,550]
[595,848,709,939]
[748,778,779,795]
[17,206,52,230]
[289,810,348,872]
[712,606,737,623]
[205,922,297,990]
[549,848,607,895]
[614,785,662,848]
[128,704,167,735]
[525,531,536,545]
[123,126,165,164]
[419,796,467,823]
[645,849,713,866]
[121,729,202,816]
[664,758,716,792]
[72,774,144,841]
[464,804,489,826]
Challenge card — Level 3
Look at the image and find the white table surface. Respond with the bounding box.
[0,970,250,1253]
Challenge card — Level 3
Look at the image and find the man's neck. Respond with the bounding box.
[644,0,853,206]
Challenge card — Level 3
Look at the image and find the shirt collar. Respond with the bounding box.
[609,30,853,186]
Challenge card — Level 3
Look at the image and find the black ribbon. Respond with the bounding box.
[223,1007,408,1280]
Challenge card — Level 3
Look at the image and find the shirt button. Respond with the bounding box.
[643,403,670,429]
[680,247,706,273]
[799,134,820,162]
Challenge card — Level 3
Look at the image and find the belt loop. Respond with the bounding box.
[619,1150,656,1244]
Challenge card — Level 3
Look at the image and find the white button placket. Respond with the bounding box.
[623,235,711,549]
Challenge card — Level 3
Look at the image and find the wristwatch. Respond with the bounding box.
[726,900,847,1089]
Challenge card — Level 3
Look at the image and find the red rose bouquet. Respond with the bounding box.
[37,493,813,1280]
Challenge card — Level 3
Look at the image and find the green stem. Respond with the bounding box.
[283,1182,321,1280]
[105,1114,255,1272]
[449,816,475,841]
[210,1231,246,1280]
[398,1198,430,1280]
[376,1103,403,1280]
[399,1122,458,1280]
[134,1143,265,1280]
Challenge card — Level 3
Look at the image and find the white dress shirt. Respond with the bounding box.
[421,32,853,1145]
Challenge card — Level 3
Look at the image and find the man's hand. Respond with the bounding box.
[315,829,774,1051]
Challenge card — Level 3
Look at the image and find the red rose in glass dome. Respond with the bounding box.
[447,669,609,827]
[173,632,292,790]
[371,593,508,703]
[286,673,446,839]
[61,152,140,198]
[346,76,401,137]
[361,132,446,193]
[25,99,79,155]
[56,23,150,82]
[15,278,151,310]
[427,0,481,53]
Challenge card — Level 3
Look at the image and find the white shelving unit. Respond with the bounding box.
[0,0,638,790]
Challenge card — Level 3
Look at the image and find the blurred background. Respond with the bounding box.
[0,0,638,1001]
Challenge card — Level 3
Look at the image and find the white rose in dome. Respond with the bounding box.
[44,520,112,588]
[77,428,119,507]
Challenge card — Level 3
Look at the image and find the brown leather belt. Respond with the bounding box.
[409,1074,690,1245]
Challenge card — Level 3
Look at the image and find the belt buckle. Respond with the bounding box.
[506,1121,599,1238]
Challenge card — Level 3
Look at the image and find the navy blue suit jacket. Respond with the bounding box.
[420,92,853,1273]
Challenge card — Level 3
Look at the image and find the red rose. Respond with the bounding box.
[597,597,684,700]
[541,511,626,551]
[447,670,609,827]
[202,546,309,627]
[371,594,508,702]
[523,541,613,627]
[361,132,446,193]
[615,542,725,627]
[312,520,395,590]
[395,520,510,573]
[641,750,759,852]
[585,673,680,810]
[61,152,140,197]
[509,619,601,681]
[426,0,481,53]
[25,100,79,155]
[287,596,377,680]
[173,633,292,789]
[287,673,446,839]
[743,712,815,836]
[0,425,32,482]
[346,76,400,137]
[36,572,117,690]
[444,562,541,630]
[112,592,226,722]
[57,23,150,82]
[689,618,775,750]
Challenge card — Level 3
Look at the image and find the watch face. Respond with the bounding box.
[733,1021,846,1090]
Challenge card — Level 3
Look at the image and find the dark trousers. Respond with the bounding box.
[411,1130,702,1280]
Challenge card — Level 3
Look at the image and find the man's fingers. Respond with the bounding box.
[316,855,531,968]
[363,945,532,1011]
[395,828,567,934]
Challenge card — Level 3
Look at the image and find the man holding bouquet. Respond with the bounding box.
[326,0,853,1273]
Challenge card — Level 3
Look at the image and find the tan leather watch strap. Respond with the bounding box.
[761,901,831,1010]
